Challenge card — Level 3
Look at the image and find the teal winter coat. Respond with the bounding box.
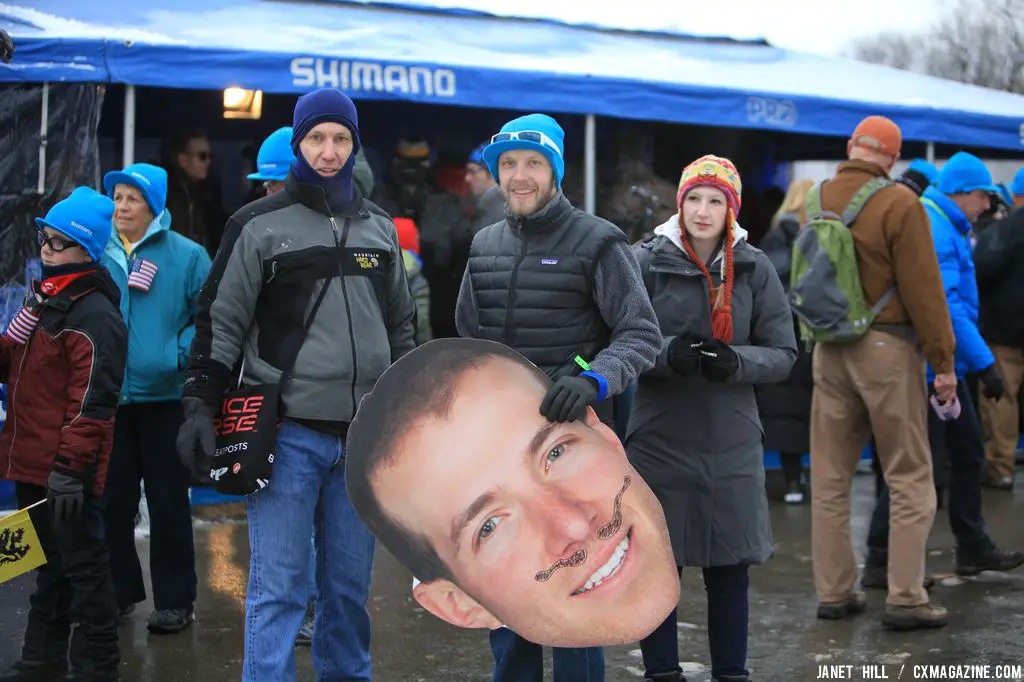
[102,210,211,404]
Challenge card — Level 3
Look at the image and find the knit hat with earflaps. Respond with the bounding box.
[676,154,743,344]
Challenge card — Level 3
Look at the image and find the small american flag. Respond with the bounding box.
[4,307,40,344]
[128,258,159,292]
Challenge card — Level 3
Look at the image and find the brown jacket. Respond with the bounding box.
[821,160,955,374]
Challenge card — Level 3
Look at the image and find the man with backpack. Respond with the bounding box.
[791,116,955,631]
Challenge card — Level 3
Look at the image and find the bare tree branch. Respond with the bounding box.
[846,0,1024,94]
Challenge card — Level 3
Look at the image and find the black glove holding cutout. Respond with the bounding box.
[978,364,1005,402]
[698,338,740,382]
[540,375,601,423]
[177,396,217,479]
[667,336,706,377]
[47,469,84,526]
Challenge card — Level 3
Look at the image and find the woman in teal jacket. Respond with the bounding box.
[100,162,211,635]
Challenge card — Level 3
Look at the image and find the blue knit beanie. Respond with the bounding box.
[290,88,362,209]
[482,114,565,188]
[291,88,361,153]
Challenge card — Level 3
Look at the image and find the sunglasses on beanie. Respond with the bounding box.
[490,130,562,157]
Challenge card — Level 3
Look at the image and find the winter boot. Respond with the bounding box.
[645,672,687,682]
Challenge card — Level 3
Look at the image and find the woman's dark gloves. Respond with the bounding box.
[668,336,739,382]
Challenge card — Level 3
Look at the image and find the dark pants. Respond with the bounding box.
[489,628,604,682]
[867,381,991,566]
[613,383,636,443]
[103,401,197,610]
[641,564,750,681]
[15,483,120,680]
[780,452,803,485]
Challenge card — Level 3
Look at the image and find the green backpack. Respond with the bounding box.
[788,177,896,345]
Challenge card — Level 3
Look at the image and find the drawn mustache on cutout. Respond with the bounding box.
[534,475,632,582]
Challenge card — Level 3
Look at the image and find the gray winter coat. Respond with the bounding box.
[627,217,797,568]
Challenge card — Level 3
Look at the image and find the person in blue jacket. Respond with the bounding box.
[916,152,1023,576]
[100,162,212,634]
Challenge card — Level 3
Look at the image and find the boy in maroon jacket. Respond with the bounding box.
[0,187,128,682]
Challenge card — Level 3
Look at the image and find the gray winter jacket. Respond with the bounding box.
[626,217,796,567]
[185,175,417,424]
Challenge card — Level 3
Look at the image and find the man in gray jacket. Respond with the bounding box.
[457,112,662,682]
[177,88,416,682]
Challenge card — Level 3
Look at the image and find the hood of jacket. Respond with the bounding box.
[923,186,972,236]
[653,213,749,268]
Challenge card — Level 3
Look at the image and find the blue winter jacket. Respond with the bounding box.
[921,187,994,381]
[102,210,211,404]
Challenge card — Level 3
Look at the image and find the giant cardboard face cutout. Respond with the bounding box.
[346,338,679,648]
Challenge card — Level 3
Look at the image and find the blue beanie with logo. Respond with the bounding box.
[35,187,114,262]
[482,113,566,188]
[103,162,168,218]
[249,127,296,182]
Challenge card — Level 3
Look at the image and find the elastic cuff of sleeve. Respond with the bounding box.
[580,371,608,402]
[51,461,84,480]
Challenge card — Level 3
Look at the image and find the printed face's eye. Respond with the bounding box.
[477,515,501,543]
[545,443,566,471]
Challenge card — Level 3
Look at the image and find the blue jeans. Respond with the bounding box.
[307,534,317,603]
[490,628,604,682]
[244,420,376,682]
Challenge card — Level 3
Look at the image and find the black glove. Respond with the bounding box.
[0,29,12,65]
[698,339,740,382]
[177,397,217,479]
[540,375,601,423]
[667,336,705,377]
[46,470,84,526]
[978,364,1005,402]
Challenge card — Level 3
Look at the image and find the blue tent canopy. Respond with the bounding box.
[3,0,1024,150]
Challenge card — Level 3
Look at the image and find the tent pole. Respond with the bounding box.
[38,82,49,194]
[926,141,935,164]
[584,114,596,214]
[123,85,136,168]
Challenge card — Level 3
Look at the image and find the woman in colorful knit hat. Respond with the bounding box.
[627,155,798,682]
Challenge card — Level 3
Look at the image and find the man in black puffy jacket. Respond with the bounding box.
[975,171,1024,489]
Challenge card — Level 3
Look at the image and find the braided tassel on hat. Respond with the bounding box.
[676,155,741,344]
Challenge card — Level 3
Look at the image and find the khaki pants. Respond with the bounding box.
[810,330,936,607]
[980,345,1024,480]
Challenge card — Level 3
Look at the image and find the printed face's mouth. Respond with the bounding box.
[570,527,632,596]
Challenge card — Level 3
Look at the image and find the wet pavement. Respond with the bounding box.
[2,471,1024,681]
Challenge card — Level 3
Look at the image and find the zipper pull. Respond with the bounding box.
[328,216,340,244]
